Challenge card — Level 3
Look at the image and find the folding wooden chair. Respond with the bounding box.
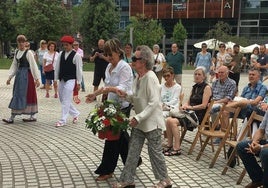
[187,100,215,154]
[195,105,241,168]
[221,111,263,185]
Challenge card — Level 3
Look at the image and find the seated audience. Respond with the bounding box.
[236,110,268,188]
[222,68,267,127]
[210,66,236,124]
[161,67,181,118]
[164,66,212,156]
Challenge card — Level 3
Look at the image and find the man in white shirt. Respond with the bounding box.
[54,35,83,127]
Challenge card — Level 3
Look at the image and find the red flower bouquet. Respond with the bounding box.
[85,100,129,140]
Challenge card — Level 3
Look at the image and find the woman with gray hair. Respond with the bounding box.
[163,66,212,156]
[114,45,171,188]
[153,44,166,84]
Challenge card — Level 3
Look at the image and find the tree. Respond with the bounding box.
[0,0,16,57]
[205,21,248,46]
[123,14,165,48]
[172,19,187,45]
[79,0,120,50]
[13,0,73,43]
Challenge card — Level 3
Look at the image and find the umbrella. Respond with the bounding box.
[194,38,222,50]
[241,44,260,54]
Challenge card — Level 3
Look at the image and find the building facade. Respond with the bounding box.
[127,0,268,45]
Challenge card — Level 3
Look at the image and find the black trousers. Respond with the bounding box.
[228,72,240,86]
[95,131,130,175]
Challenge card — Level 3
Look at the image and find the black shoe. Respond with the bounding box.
[2,118,14,124]
[245,181,263,188]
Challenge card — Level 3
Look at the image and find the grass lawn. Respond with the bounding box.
[0,58,95,71]
[0,58,194,71]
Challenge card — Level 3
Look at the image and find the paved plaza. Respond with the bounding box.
[0,69,252,188]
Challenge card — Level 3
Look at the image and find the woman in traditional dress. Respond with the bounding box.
[2,35,40,123]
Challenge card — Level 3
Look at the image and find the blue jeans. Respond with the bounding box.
[236,139,268,187]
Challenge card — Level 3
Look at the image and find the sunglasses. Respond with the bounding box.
[163,74,171,78]
[132,56,142,62]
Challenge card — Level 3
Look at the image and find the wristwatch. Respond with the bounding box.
[260,145,264,149]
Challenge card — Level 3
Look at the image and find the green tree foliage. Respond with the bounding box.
[124,14,165,48]
[172,20,187,45]
[79,0,120,49]
[0,0,16,57]
[205,21,248,46]
[13,0,73,43]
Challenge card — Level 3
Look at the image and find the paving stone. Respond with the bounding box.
[0,70,251,187]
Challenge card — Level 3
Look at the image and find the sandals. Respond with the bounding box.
[162,146,172,153]
[164,149,181,156]
[113,182,135,188]
[152,179,172,188]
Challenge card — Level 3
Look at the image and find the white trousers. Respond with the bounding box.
[58,79,80,124]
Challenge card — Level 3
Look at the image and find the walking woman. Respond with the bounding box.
[86,39,141,181]
[114,45,171,188]
[43,41,59,98]
[2,35,40,123]
[36,40,48,89]
[195,43,212,74]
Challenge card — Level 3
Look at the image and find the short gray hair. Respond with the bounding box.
[194,66,207,80]
[153,44,160,49]
[136,45,154,70]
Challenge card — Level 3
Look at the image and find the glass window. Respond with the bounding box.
[259,19,268,26]
[260,13,268,18]
[159,0,172,2]
[144,0,157,3]
[261,0,268,7]
[240,20,259,27]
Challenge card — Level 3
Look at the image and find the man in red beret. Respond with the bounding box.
[54,35,83,127]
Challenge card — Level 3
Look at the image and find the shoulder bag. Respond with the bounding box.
[44,52,55,72]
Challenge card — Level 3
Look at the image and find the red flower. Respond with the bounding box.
[103,119,111,127]
[116,116,124,123]
[98,109,104,117]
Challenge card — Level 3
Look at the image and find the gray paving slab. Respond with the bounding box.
[0,69,252,188]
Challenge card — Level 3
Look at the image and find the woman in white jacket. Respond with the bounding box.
[114,45,171,188]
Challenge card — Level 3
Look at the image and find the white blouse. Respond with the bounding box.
[153,52,166,72]
[43,51,59,69]
[8,50,40,81]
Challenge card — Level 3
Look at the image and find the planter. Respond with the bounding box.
[98,130,120,141]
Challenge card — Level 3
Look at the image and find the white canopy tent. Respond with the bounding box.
[241,44,268,53]
[193,38,223,50]
[194,39,244,51]
[241,44,260,54]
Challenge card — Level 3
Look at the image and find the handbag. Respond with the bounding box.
[44,52,55,72]
[169,109,199,131]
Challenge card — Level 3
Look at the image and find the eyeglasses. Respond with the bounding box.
[219,46,225,48]
[202,46,207,48]
[132,56,142,62]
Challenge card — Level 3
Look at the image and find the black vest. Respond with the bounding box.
[59,50,76,82]
[16,49,29,68]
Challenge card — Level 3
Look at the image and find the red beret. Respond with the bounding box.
[60,35,74,44]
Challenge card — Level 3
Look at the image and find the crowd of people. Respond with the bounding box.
[2,34,268,188]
